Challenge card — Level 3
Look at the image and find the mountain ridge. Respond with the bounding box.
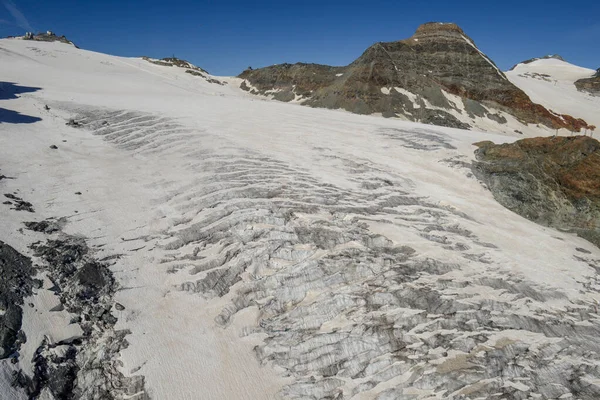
[239,22,589,134]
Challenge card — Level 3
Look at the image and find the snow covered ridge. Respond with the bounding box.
[141,56,226,85]
[508,54,566,71]
[506,57,600,129]
[4,38,600,399]
[7,31,77,47]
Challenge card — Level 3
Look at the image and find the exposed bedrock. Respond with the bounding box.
[18,231,149,400]
[473,136,600,248]
[0,199,149,400]
[0,241,37,361]
[575,68,600,96]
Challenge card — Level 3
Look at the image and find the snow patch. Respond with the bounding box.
[394,87,419,104]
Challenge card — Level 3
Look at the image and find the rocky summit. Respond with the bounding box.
[239,23,588,132]
[473,136,600,247]
[21,31,76,47]
[575,68,600,95]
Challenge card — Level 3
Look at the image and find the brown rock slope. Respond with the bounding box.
[239,23,587,132]
[575,68,600,95]
[473,136,600,247]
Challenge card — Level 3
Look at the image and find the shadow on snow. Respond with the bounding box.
[0,81,42,124]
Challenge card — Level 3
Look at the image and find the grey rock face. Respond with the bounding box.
[0,242,36,360]
[473,136,600,248]
[3,193,34,212]
[21,32,76,47]
[24,219,64,234]
[18,235,149,400]
[0,173,147,400]
[575,68,600,95]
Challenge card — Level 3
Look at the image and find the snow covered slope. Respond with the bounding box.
[3,39,600,399]
[507,58,600,130]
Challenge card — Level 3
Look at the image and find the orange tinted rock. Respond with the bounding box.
[474,136,600,247]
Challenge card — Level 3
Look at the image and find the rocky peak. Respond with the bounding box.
[410,22,468,42]
[239,23,589,132]
[539,54,565,61]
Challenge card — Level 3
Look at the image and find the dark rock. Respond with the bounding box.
[4,193,34,212]
[0,241,35,359]
[575,68,600,95]
[65,119,81,127]
[185,69,204,77]
[49,303,65,312]
[421,109,471,130]
[24,220,62,234]
[22,31,77,47]
[473,136,600,247]
[27,234,149,398]
[74,192,81,195]
[49,145,58,149]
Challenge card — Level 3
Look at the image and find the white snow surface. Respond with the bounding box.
[507,58,600,129]
[1,39,600,399]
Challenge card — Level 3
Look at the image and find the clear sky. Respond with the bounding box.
[1,0,599,76]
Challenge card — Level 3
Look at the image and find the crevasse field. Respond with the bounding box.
[2,39,600,399]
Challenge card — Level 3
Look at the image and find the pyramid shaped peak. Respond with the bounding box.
[414,22,466,37]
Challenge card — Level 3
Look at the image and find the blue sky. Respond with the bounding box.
[1,0,599,76]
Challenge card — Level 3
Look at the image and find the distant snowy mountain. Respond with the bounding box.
[507,57,600,130]
[3,36,600,400]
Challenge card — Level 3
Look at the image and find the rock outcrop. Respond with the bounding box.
[239,23,587,132]
[575,68,600,95]
[473,136,600,247]
[141,56,224,85]
[0,241,37,360]
[22,31,77,47]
